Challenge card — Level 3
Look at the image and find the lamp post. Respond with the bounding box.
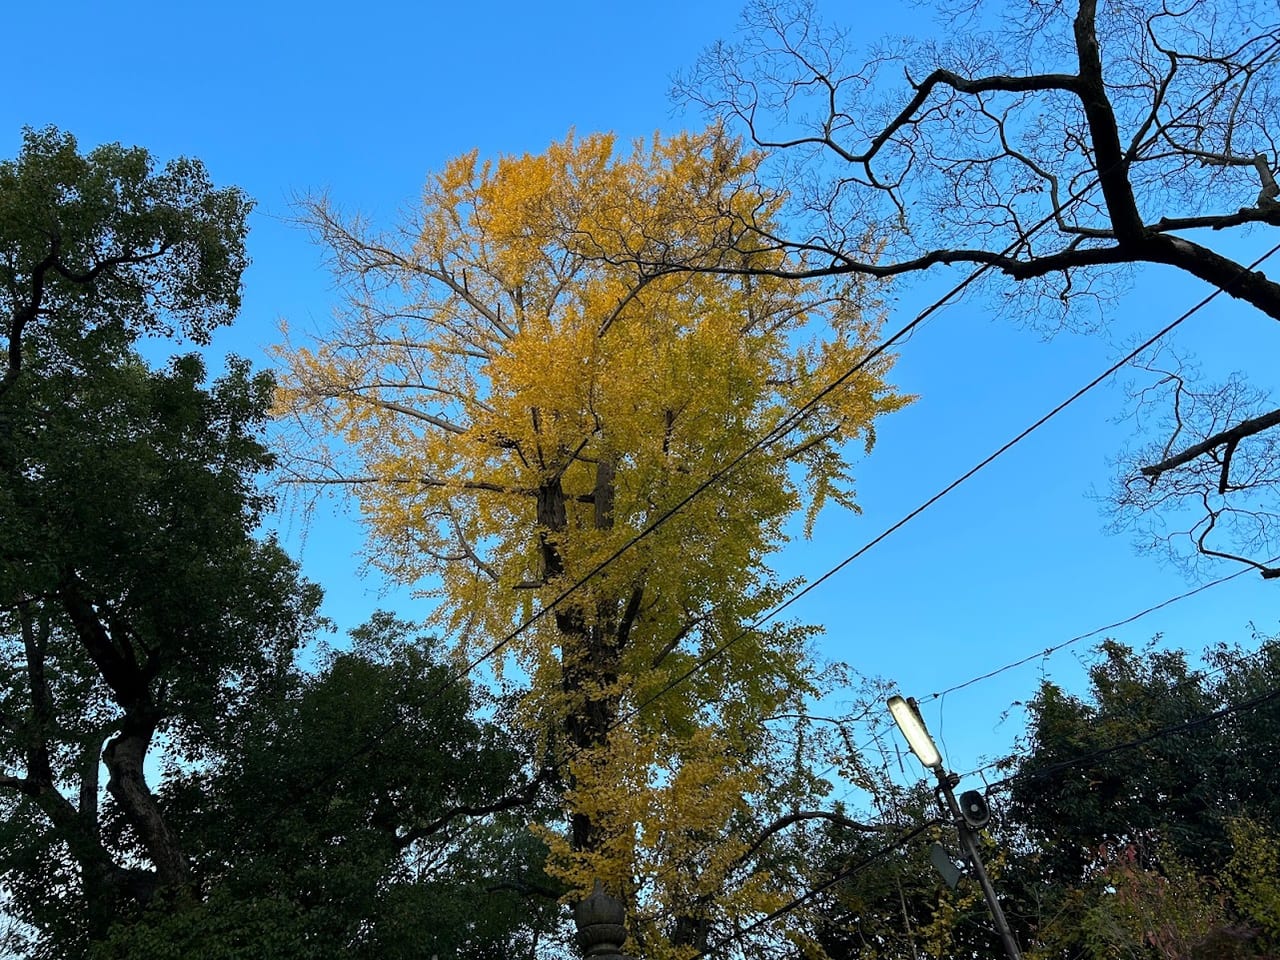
[887,695,1024,960]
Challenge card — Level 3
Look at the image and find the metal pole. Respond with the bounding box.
[934,771,1023,960]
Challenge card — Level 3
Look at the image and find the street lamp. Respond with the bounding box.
[887,695,942,769]
[887,694,1023,960]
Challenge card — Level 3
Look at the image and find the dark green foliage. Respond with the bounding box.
[0,126,294,956]
[1000,636,1280,958]
[0,343,327,953]
[1007,639,1280,878]
[94,616,564,960]
[0,130,564,959]
[0,126,249,357]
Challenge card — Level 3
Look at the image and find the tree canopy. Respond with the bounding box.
[0,129,561,959]
[995,637,1280,958]
[91,614,564,960]
[0,127,283,948]
[275,127,908,954]
[0,127,250,395]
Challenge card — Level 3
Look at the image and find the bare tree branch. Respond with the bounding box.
[735,810,886,871]
[1141,406,1280,482]
[395,769,549,850]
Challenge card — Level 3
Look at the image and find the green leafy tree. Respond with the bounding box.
[0,343,324,951]
[1005,640,1280,880]
[998,637,1280,958]
[0,129,562,959]
[0,126,289,950]
[95,614,566,960]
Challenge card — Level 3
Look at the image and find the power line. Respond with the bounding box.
[431,248,990,692]
[615,241,1280,741]
[346,233,1280,944]
[432,29,1280,700]
[548,36,1280,948]
[470,235,1280,890]
[252,221,1030,830]
[692,819,942,959]
[275,45,1280,795]
[255,32,1280,862]
[919,559,1277,705]
[611,239,1280,878]
[986,680,1280,795]
[854,576,1280,787]
[366,46,1280,828]
[544,242,1280,938]
[600,34,1280,736]
[955,626,1280,784]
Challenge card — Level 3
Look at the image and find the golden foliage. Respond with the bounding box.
[275,127,906,949]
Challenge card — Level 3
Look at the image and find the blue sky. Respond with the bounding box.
[5,0,1277,794]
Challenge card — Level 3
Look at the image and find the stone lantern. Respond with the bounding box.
[573,881,636,960]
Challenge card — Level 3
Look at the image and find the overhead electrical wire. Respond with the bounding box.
[953,623,1280,784]
[615,235,1280,931]
[985,679,1280,794]
[291,39,1279,746]
[255,34,1280,863]
[433,28,1280,699]
[253,215,1038,827]
[614,240,1280,739]
[526,242,1280,944]
[409,27,1280,742]
[257,222,1280,867]
[852,555,1280,788]
[249,256,992,831]
[550,36,1280,945]
[865,554,1280,774]
[917,561,1276,704]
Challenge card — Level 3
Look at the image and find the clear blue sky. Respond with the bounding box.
[5,0,1276,794]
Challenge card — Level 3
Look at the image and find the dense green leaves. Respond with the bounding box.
[997,638,1280,958]
[0,127,284,954]
[0,344,326,952]
[0,130,562,959]
[0,127,249,358]
[96,616,563,960]
[1008,640,1280,877]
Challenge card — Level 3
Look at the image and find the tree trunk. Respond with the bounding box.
[539,457,629,858]
[55,578,192,894]
[102,718,191,893]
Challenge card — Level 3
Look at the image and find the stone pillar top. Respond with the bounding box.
[573,881,636,960]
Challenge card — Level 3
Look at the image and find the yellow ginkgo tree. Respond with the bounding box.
[275,128,907,956]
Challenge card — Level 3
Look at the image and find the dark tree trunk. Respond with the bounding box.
[102,719,191,892]
[539,454,634,858]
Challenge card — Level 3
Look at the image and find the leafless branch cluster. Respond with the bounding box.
[680,0,1280,577]
[682,0,1279,298]
[1113,357,1280,576]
